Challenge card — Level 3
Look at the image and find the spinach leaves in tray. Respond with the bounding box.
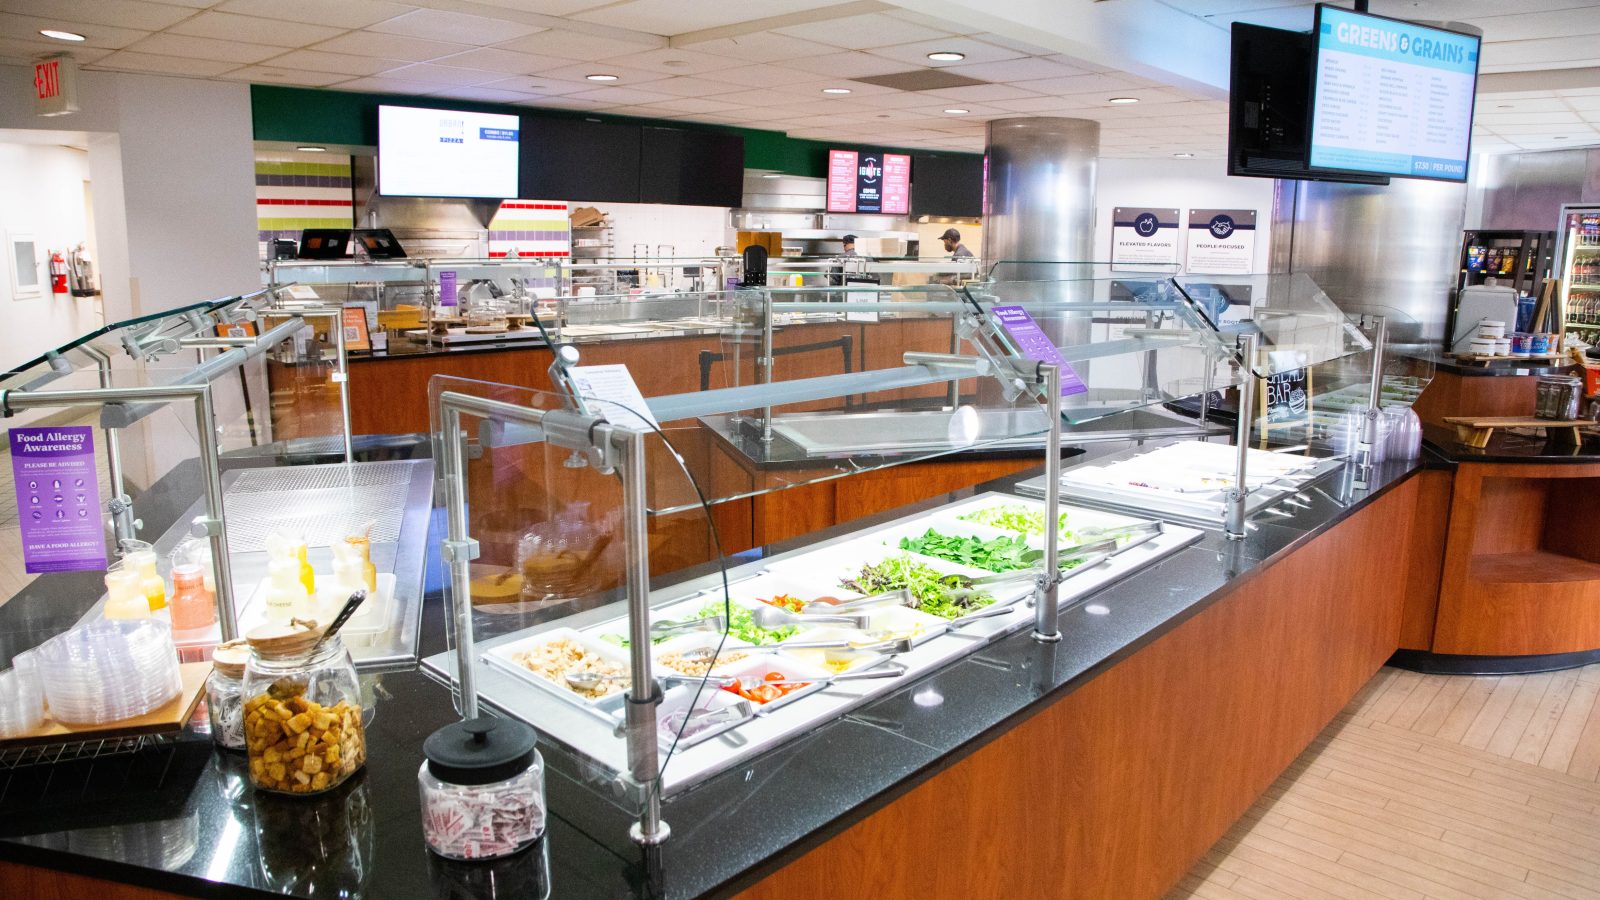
[899,529,1038,573]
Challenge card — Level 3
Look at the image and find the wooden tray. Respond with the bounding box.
[0,661,211,749]
[1444,416,1594,448]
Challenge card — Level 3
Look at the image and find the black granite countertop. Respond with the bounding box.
[1422,420,1600,464]
[0,438,1425,899]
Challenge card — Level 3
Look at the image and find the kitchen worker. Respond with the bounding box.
[840,234,859,258]
[940,228,974,259]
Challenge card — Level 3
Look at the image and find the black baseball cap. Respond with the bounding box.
[939,228,961,241]
[842,234,857,243]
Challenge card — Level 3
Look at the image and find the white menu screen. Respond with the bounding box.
[1309,6,1479,182]
[378,105,520,198]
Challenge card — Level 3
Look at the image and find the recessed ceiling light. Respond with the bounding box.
[822,87,851,94]
[586,73,619,82]
[1108,97,1139,104]
[40,29,85,42]
[944,108,970,115]
[1173,152,1195,158]
[927,51,966,62]
[296,146,327,153]
[761,173,781,178]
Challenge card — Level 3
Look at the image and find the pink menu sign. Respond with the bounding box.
[827,149,858,213]
[881,153,910,215]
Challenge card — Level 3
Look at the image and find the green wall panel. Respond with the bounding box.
[250,85,977,179]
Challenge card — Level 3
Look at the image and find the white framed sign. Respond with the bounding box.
[1110,207,1180,271]
[9,234,40,299]
[1186,208,1257,275]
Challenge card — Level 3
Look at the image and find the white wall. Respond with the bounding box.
[1094,158,1278,273]
[577,201,732,261]
[0,65,259,324]
[0,141,99,371]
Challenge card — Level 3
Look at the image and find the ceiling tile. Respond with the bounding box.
[970,32,1064,57]
[536,61,671,85]
[167,11,346,47]
[330,75,442,95]
[596,46,745,75]
[706,88,800,107]
[784,51,911,79]
[212,0,417,30]
[465,0,615,14]
[517,94,623,110]
[641,76,750,98]
[309,31,474,62]
[1487,122,1592,135]
[429,47,574,76]
[92,50,240,77]
[572,0,857,36]
[636,95,744,114]
[1474,111,1584,126]
[255,49,406,77]
[1465,7,1600,42]
[772,13,953,50]
[867,37,1026,68]
[493,28,661,61]
[987,94,1103,113]
[1014,72,1159,96]
[141,0,220,6]
[0,14,150,50]
[1566,96,1600,111]
[694,63,805,88]
[687,32,842,63]
[475,75,589,95]
[920,83,1046,103]
[367,8,546,45]
[3,0,192,31]
[1475,97,1571,113]
[425,85,542,104]
[1481,35,1600,69]
[216,66,350,87]
[882,9,978,34]
[564,86,678,105]
[123,33,285,64]
[0,37,113,65]
[943,56,1092,83]
[375,63,505,86]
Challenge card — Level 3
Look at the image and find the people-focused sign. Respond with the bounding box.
[1185,209,1257,275]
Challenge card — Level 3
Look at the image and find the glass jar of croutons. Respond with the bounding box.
[242,621,366,796]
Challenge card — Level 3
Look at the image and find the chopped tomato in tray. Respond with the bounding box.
[758,594,806,613]
[722,670,810,705]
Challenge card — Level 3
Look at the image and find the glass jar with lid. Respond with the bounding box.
[242,621,366,795]
[207,639,249,751]
[419,717,545,860]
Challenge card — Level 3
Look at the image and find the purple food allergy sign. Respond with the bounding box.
[9,426,106,573]
[990,305,1088,396]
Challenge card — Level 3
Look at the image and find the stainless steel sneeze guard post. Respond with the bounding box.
[1225,333,1260,541]
[0,382,242,641]
[432,390,671,846]
[1033,363,1064,644]
[1355,315,1388,489]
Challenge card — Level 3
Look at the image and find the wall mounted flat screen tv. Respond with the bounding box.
[377,104,520,199]
[827,148,911,215]
[639,126,744,207]
[1227,22,1388,185]
[519,116,641,203]
[910,153,983,219]
[1307,4,1479,183]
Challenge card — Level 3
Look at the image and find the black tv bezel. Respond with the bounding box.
[376,103,522,200]
[1304,2,1480,185]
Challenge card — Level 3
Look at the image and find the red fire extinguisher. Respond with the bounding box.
[49,252,68,295]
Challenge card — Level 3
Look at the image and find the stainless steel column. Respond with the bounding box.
[982,117,1100,278]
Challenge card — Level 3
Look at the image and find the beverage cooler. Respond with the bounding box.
[1560,205,1600,341]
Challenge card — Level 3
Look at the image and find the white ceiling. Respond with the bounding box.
[2,0,1598,158]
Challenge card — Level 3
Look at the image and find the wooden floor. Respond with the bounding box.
[1171,664,1600,900]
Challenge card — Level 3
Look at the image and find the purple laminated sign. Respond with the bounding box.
[9,426,106,573]
[990,305,1088,397]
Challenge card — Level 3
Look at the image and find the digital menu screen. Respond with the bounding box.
[826,148,910,214]
[378,105,520,199]
[1308,5,1479,182]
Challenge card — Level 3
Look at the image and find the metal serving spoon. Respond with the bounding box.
[731,662,908,689]
[564,670,723,692]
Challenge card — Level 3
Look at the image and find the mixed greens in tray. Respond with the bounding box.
[841,555,996,620]
[959,504,1072,539]
[899,529,1037,573]
[696,600,797,645]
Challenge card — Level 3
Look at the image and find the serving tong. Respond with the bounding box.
[750,604,877,630]
[679,635,916,660]
[729,662,908,689]
[648,614,726,640]
[800,588,913,614]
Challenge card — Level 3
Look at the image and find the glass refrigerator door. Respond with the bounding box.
[1559,205,1600,339]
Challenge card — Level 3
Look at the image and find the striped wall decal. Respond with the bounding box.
[489,200,571,259]
[256,150,354,251]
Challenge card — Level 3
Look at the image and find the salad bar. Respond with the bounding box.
[423,492,1203,796]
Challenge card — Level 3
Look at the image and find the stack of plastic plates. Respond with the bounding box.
[36,620,182,726]
[0,650,45,737]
